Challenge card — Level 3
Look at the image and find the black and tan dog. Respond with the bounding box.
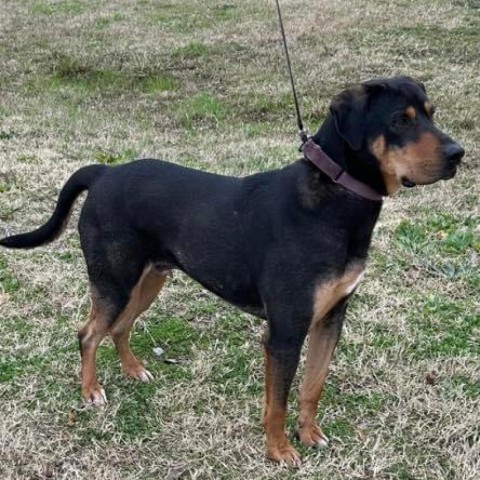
[0,76,464,464]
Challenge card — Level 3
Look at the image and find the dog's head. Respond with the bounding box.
[329,76,464,195]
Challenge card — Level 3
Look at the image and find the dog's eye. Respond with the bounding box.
[391,113,414,130]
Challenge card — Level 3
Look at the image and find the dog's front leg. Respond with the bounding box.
[297,298,348,447]
[262,320,309,466]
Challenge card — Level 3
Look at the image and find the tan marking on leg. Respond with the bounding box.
[263,346,301,466]
[110,266,168,381]
[311,264,364,327]
[296,265,363,444]
[297,323,337,447]
[78,290,110,404]
[261,344,270,429]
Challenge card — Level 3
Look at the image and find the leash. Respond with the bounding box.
[273,1,382,201]
[274,0,308,146]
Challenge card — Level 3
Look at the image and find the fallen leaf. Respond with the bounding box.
[67,410,77,427]
[425,371,438,386]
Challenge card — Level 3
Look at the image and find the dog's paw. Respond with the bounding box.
[267,439,302,467]
[297,423,329,448]
[83,384,107,406]
[124,365,154,383]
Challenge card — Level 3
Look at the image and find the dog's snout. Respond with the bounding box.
[444,143,465,165]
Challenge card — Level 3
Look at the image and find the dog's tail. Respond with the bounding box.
[0,164,107,249]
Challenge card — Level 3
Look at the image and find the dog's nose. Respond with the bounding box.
[444,143,465,165]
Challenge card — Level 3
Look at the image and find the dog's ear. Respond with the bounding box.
[329,86,368,151]
[412,78,426,93]
[397,75,426,93]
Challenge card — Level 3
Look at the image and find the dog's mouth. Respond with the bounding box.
[401,177,416,188]
[402,165,458,187]
[441,165,458,180]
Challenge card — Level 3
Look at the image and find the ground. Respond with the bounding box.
[0,0,479,479]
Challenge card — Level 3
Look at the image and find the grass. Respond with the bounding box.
[177,93,227,129]
[0,0,479,479]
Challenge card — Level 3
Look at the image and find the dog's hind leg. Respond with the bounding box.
[78,264,167,404]
[78,288,125,405]
[110,266,169,382]
[77,217,152,404]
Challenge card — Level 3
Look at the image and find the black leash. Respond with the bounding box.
[274,0,308,146]
[273,2,383,201]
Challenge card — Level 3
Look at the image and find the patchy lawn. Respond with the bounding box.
[0,0,479,479]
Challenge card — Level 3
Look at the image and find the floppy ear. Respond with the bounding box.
[329,87,368,151]
[413,78,426,93]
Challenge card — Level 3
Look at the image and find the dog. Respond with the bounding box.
[0,76,464,465]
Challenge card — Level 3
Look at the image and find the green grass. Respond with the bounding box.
[0,130,16,140]
[174,41,211,59]
[94,148,138,165]
[393,213,479,291]
[0,0,479,479]
[408,295,479,359]
[0,257,21,293]
[32,0,86,16]
[139,75,177,93]
[177,93,227,129]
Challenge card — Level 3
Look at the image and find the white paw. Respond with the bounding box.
[84,387,107,406]
[318,434,329,448]
[136,369,154,382]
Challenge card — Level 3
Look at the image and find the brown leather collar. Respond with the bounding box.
[303,139,383,202]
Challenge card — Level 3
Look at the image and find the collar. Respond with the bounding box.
[302,139,383,202]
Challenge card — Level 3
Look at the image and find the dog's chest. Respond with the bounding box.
[312,264,365,325]
[343,268,364,295]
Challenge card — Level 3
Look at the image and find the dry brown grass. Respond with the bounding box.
[0,0,479,479]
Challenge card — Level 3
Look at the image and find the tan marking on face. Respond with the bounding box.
[311,264,364,327]
[370,133,443,195]
[371,135,401,194]
[406,106,416,119]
